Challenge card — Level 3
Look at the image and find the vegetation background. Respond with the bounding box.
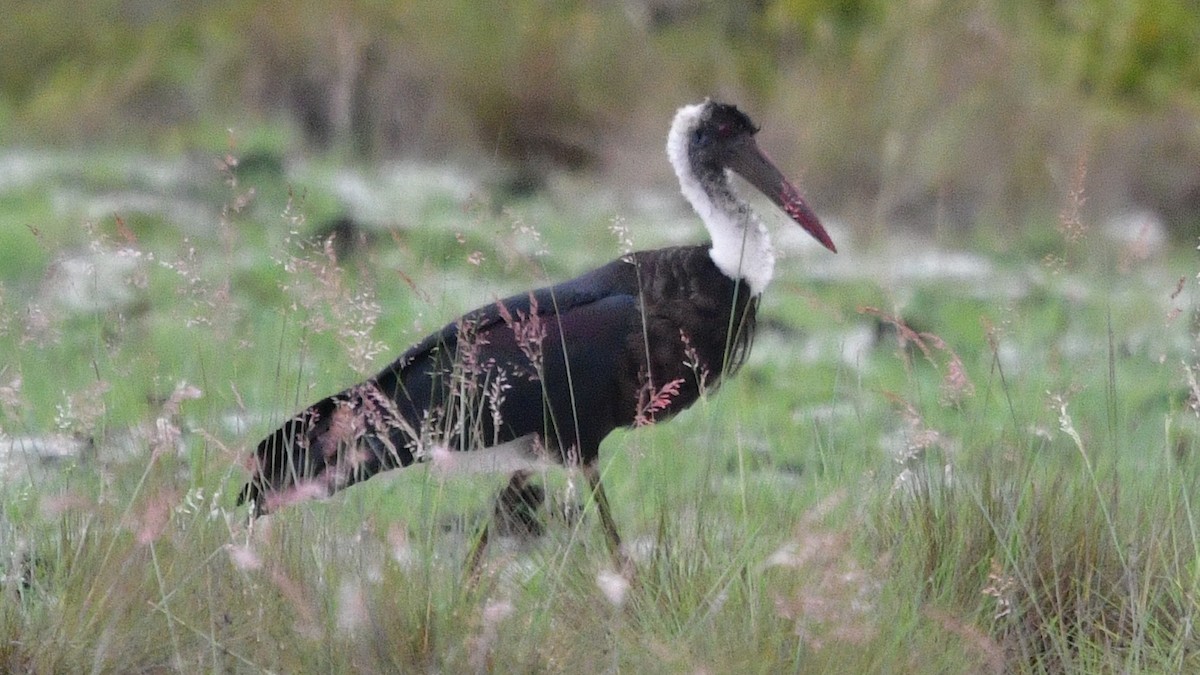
[5,0,1200,236]
[1,0,1199,672]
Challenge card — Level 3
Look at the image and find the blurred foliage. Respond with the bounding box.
[2,0,1199,237]
[1041,0,1200,104]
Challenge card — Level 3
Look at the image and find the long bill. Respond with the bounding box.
[728,140,837,253]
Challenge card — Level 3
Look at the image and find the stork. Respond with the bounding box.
[238,99,837,569]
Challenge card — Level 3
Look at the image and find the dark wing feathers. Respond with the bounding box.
[390,257,639,373]
[239,257,643,512]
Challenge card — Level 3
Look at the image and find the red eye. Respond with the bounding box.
[717,123,730,136]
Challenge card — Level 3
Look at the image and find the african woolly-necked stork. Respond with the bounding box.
[238,99,836,566]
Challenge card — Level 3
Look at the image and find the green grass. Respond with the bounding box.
[1,147,1198,673]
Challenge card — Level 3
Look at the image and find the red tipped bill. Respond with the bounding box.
[727,140,836,253]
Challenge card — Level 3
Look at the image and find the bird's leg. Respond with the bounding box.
[464,470,545,584]
[463,521,491,586]
[493,470,546,537]
[583,462,632,574]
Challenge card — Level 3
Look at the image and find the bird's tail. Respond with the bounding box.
[237,381,417,516]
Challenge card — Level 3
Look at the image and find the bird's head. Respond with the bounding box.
[683,99,836,253]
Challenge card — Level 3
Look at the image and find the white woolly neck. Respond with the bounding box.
[665,102,775,296]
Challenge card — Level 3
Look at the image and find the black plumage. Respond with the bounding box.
[238,99,836,564]
[239,245,756,508]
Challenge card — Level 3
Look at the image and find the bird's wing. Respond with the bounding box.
[239,257,643,512]
[375,256,644,451]
[388,256,639,374]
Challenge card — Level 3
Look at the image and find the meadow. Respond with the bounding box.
[0,144,1198,673]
